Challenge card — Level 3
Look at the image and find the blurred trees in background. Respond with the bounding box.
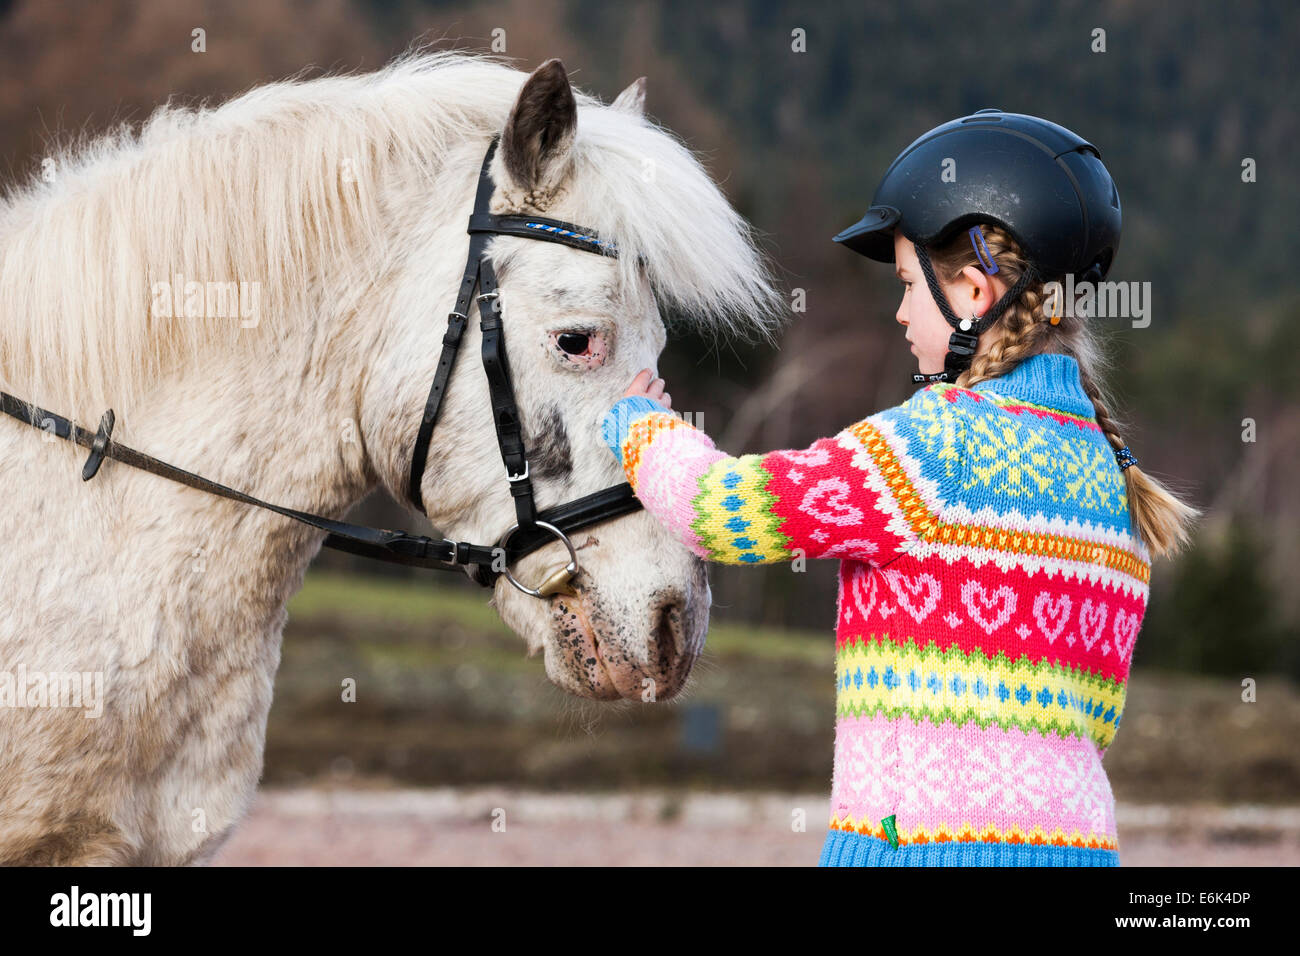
[1,0,1295,676]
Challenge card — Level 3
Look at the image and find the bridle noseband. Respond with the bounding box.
[0,135,644,598]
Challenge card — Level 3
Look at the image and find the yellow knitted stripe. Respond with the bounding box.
[689,455,790,563]
[827,815,1119,851]
[836,637,1127,749]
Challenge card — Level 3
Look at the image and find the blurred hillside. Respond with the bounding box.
[0,0,1296,677]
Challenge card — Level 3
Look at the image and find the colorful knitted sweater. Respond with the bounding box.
[601,353,1151,867]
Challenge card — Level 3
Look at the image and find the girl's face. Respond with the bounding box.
[892,232,1005,375]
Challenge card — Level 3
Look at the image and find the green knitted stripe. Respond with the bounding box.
[834,699,1121,745]
[688,453,792,564]
[838,634,1128,690]
[836,634,1128,748]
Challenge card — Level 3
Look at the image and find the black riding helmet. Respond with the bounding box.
[833,109,1122,384]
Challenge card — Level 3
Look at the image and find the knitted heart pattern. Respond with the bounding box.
[1032,592,1073,644]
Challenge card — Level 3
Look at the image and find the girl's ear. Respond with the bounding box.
[499,59,578,198]
[960,264,1005,310]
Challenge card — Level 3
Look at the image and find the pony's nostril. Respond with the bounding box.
[652,592,686,662]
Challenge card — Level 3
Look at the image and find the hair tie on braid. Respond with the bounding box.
[1115,446,1139,471]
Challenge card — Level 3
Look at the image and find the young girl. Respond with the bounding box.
[600,111,1200,867]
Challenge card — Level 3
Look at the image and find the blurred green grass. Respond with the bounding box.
[285,570,835,663]
[266,570,1300,802]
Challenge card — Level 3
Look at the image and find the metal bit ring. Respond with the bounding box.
[496,520,579,598]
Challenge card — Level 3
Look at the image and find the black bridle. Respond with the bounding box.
[0,135,644,597]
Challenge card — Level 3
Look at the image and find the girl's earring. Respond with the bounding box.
[958,311,981,332]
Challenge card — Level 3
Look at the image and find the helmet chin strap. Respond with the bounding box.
[910,241,1038,384]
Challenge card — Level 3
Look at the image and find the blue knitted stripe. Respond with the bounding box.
[600,395,671,464]
[817,829,1120,867]
[882,373,1132,535]
[969,352,1095,418]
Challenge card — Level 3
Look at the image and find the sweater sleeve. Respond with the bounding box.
[600,389,956,567]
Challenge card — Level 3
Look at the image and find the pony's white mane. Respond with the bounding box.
[0,50,784,417]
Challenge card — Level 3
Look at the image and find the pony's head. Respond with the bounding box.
[0,51,782,703]
[360,56,784,700]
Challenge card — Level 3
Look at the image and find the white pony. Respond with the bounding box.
[0,52,782,864]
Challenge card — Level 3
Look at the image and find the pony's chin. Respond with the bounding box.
[543,590,636,700]
[497,549,706,702]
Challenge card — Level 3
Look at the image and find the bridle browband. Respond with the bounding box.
[0,135,644,598]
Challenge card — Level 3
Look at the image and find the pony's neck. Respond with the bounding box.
[109,284,379,630]
[0,106,478,630]
[0,279,383,679]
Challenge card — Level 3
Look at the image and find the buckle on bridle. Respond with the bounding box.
[507,460,529,482]
[82,409,116,481]
[476,290,500,314]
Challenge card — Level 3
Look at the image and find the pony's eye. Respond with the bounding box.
[557,332,590,355]
[548,329,609,370]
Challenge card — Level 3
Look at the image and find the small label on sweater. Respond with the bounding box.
[881,814,899,849]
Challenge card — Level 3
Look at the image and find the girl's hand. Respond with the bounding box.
[623,368,672,410]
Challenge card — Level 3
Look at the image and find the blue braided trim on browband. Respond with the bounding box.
[467,212,620,258]
[523,220,618,254]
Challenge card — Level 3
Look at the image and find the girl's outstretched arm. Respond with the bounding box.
[600,375,951,568]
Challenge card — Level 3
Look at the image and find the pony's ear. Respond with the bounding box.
[500,58,578,196]
[611,77,647,116]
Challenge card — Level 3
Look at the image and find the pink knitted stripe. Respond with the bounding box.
[628,425,728,558]
[830,710,1117,842]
